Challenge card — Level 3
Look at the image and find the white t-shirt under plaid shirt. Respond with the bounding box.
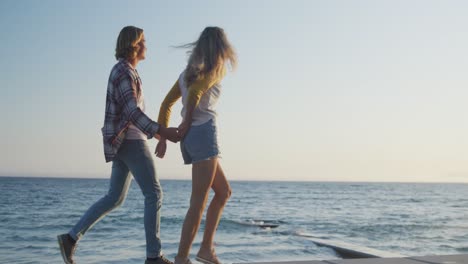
[101,59,160,162]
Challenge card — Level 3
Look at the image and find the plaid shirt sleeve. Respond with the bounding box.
[115,74,159,139]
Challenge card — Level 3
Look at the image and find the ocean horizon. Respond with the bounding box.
[1,176,467,264]
[3,175,468,184]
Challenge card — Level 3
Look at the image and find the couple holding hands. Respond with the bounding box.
[58,25,237,264]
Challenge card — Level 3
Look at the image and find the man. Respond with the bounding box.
[57,26,179,264]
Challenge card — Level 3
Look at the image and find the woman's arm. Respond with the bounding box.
[178,76,218,137]
[155,80,181,158]
[158,80,182,128]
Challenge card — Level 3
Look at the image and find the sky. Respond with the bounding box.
[1,1,467,182]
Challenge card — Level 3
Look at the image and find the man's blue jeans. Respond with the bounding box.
[69,140,163,258]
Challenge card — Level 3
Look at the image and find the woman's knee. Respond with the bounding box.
[189,194,207,210]
[215,187,232,203]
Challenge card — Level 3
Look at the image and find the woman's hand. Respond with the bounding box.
[158,126,180,143]
[178,120,191,138]
[155,138,167,159]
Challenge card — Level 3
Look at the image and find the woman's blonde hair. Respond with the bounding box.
[179,27,237,86]
[115,26,144,60]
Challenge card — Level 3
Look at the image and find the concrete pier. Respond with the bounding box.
[235,254,468,264]
[235,233,467,264]
[303,236,406,258]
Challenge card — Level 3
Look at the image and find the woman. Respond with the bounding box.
[155,27,237,264]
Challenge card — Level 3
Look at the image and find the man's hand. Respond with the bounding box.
[157,127,180,143]
[155,139,167,159]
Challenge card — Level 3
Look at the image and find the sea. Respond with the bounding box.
[0,177,467,264]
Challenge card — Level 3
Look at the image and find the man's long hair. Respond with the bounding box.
[115,26,144,60]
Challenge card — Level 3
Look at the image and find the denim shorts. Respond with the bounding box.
[180,119,220,165]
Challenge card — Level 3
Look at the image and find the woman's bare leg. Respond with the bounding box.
[197,161,231,262]
[175,158,218,262]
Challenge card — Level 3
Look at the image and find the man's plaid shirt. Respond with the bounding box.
[101,59,159,162]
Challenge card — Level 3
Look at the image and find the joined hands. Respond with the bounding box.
[155,124,190,158]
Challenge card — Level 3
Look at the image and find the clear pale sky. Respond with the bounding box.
[1,1,467,182]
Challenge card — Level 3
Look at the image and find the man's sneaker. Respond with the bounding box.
[145,255,175,264]
[57,234,77,264]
